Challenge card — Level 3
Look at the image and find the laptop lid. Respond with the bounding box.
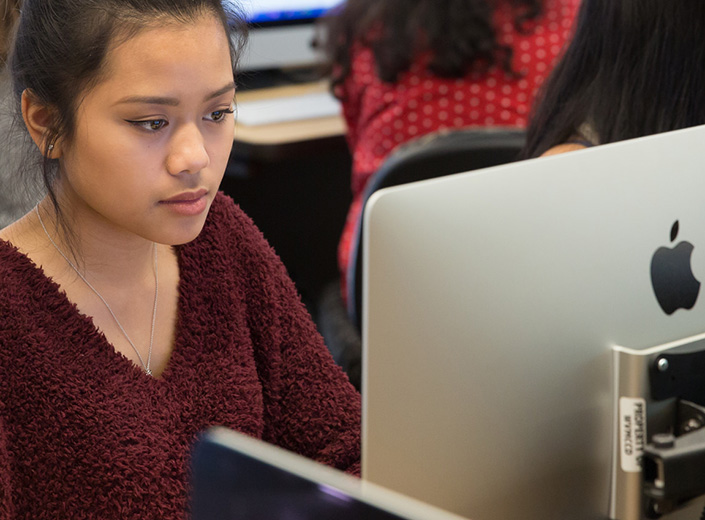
[190,426,469,520]
[361,125,705,520]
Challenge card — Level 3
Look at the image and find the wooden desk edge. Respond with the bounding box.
[233,80,347,147]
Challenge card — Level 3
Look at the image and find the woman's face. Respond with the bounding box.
[57,13,236,246]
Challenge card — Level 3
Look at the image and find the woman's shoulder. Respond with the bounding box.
[183,192,296,310]
[0,237,38,282]
[185,191,280,270]
[541,142,589,157]
[541,128,598,157]
[199,192,259,243]
[0,239,57,334]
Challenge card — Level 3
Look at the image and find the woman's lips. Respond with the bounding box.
[160,189,208,216]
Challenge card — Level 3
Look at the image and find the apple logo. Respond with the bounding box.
[650,220,700,315]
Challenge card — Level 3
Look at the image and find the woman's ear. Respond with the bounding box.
[21,89,61,158]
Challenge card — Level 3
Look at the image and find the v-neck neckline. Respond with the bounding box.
[0,237,187,383]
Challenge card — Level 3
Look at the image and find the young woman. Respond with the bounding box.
[522,0,705,158]
[319,0,580,306]
[0,1,360,518]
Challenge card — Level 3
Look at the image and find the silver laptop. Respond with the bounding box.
[190,426,469,520]
[361,124,705,520]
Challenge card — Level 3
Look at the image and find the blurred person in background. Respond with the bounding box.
[522,0,705,158]
[319,0,580,307]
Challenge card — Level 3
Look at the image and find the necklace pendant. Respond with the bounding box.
[146,368,153,376]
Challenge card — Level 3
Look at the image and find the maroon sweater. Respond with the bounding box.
[0,193,361,519]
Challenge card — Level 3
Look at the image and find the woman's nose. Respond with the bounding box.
[166,123,210,175]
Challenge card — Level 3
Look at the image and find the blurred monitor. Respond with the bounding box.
[231,0,343,71]
[189,426,469,520]
[361,125,705,520]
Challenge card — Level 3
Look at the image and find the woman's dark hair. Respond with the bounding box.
[319,0,543,92]
[523,0,705,158]
[8,0,246,250]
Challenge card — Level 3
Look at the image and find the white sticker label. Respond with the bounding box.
[620,397,647,472]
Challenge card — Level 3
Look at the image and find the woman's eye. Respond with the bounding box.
[146,120,167,131]
[126,119,168,131]
[208,108,234,122]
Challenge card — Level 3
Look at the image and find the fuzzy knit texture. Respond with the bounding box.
[0,192,361,520]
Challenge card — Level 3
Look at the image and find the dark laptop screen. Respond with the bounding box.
[190,432,408,520]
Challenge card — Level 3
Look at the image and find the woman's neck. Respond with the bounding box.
[1,197,160,289]
[40,199,159,285]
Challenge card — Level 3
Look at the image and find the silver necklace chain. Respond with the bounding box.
[35,206,158,376]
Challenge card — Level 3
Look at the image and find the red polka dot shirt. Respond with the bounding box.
[337,0,580,303]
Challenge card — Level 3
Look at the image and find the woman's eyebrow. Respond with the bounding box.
[114,82,236,106]
[205,82,236,102]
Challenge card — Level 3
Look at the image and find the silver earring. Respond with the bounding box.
[47,144,54,152]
